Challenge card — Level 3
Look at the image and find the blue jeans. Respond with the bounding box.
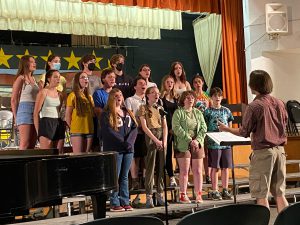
[110,152,133,207]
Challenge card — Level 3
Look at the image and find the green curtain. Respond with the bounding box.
[193,13,222,91]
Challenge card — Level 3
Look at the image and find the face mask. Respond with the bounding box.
[52,63,61,70]
[116,63,124,72]
[88,63,96,71]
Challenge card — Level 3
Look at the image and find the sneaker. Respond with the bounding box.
[205,175,211,184]
[170,176,177,187]
[123,205,134,211]
[146,195,154,208]
[195,192,203,203]
[110,206,125,212]
[222,188,233,200]
[132,196,141,208]
[210,190,222,201]
[156,193,169,206]
[179,193,191,204]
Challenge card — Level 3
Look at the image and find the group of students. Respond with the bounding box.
[10,53,234,211]
[15,53,287,213]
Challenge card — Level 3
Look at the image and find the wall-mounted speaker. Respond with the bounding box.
[265,3,288,34]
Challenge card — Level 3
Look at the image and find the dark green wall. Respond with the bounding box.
[0,13,222,90]
[111,13,222,90]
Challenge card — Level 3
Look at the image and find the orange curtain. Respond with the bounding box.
[221,0,247,104]
[82,0,221,13]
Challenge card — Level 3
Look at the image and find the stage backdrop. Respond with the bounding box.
[0,45,120,75]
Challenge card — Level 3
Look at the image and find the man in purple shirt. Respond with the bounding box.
[218,70,288,212]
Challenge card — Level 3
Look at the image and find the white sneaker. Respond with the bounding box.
[170,177,177,187]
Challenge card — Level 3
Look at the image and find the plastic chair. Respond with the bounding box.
[0,110,13,148]
[177,204,270,225]
[274,201,300,225]
[80,216,164,225]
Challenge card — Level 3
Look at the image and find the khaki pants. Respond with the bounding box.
[249,146,286,199]
[144,128,165,195]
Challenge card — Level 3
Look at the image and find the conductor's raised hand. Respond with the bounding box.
[217,120,229,132]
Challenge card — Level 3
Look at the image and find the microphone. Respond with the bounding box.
[153,104,168,116]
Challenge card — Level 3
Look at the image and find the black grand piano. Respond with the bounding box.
[0,149,117,224]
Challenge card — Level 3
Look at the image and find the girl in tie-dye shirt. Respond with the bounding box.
[192,74,211,112]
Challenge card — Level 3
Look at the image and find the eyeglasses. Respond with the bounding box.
[80,77,89,80]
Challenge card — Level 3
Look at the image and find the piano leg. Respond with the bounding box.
[91,193,107,219]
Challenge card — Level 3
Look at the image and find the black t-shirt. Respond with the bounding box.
[161,97,178,129]
[115,74,133,99]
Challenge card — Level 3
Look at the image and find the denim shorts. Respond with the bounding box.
[16,102,35,126]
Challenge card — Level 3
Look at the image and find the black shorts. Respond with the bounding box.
[208,148,233,169]
[134,133,147,158]
[39,117,65,141]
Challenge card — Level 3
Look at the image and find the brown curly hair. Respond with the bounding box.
[178,90,197,107]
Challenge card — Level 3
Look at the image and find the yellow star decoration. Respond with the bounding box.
[40,50,53,62]
[0,48,13,68]
[102,59,112,70]
[64,51,81,69]
[16,49,38,59]
[92,50,103,69]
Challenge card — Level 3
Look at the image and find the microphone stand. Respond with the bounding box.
[158,107,169,225]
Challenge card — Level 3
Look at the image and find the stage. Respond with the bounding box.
[16,193,255,225]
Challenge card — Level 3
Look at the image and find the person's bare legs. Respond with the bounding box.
[221,168,229,189]
[39,136,52,149]
[211,168,219,191]
[18,124,37,150]
[85,137,93,152]
[57,139,65,154]
[177,158,190,194]
[29,125,37,149]
[71,136,84,153]
[276,196,288,212]
[257,198,269,209]
[191,158,203,194]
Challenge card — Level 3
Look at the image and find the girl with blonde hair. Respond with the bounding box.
[160,75,179,187]
[100,88,138,212]
[66,72,94,153]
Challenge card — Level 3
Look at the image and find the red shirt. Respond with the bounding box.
[239,94,287,150]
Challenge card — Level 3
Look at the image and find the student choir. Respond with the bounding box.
[11,54,234,211]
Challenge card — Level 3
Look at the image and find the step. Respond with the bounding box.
[286,160,300,165]
[286,172,300,179]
